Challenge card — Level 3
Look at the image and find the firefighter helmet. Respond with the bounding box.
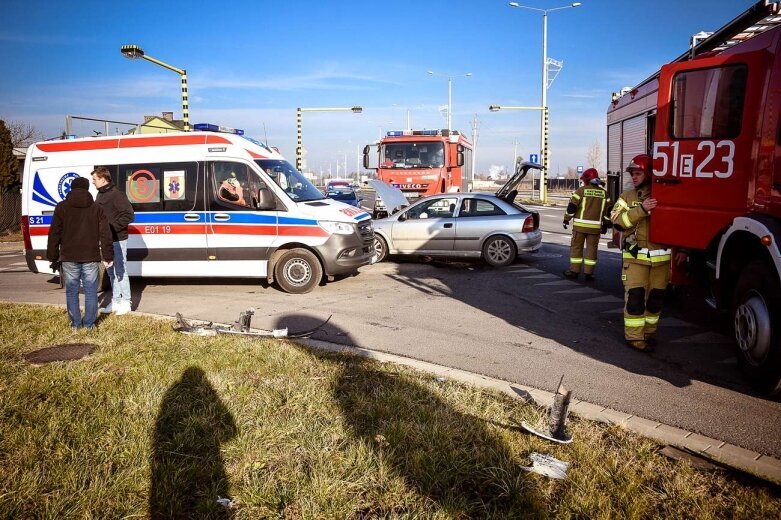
[580,168,599,183]
[626,154,652,175]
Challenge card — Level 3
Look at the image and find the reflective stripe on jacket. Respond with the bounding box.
[610,185,669,265]
[564,185,611,234]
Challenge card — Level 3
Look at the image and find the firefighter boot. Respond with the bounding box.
[584,274,596,282]
[626,339,653,352]
[563,270,579,280]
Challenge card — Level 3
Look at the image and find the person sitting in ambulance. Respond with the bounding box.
[219,174,247,206]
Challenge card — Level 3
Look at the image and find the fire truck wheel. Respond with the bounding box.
[483,235,516,267]
[274,248,323,294]
[732,260,781,396]
[372,235,388,263]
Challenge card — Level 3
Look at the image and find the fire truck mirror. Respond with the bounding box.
[457,152,464,167]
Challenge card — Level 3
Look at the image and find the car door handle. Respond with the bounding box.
[184,213,201,221]
[213,213,230,222]
[443,223,453,228]
[654,178,681,185]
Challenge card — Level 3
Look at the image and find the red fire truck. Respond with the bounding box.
[363,129,473,217]
[607,0,781,394]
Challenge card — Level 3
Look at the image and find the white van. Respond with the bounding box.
[21,126,374,293]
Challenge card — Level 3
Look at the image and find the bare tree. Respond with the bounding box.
[7,120,43,148]
[565,166,578,179]
[586,140,602,171]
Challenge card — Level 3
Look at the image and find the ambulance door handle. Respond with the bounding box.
[213,213,230,221]
[184,213,200,221]
[443,223,453,228]
[655,178,681,185]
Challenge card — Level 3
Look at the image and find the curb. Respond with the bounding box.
[300,337,781,485]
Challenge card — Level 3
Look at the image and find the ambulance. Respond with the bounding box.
[22,124,375,294]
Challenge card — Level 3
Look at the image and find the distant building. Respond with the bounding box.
[130,111,184,134]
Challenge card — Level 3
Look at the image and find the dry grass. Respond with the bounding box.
[0,301,778,518]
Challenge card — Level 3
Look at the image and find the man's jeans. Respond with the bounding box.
[108,240,131,306]
[62,261,99,328]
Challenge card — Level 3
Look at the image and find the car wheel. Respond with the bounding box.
[274,248,323,294]
[483,235,516,267]
[732,260,781,395]
[373,235,388,263]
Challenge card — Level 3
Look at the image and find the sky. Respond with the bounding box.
[0,0,759,178]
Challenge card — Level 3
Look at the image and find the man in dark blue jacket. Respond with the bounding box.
[47,177,114,329]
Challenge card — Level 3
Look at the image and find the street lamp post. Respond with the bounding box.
[427,71,472,132]
[507,2,581,203]
[120,44,190,132]
[296,106,362,172]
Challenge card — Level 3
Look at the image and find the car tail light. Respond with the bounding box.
[22,216,33,250]
[522,215,535,233]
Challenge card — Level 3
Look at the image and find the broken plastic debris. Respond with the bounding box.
[216,496,234,509]
[520,452,569,479]
[174,311,330,339]
[435,376,446,383]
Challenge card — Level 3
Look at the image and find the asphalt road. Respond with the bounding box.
[1,204,780,458]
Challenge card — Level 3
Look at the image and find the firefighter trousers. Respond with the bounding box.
[622,261,670,341]
[569,230,600,274]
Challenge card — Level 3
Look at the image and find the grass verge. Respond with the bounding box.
[0,301,778,518]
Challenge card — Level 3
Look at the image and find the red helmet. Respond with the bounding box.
[580,168,599,183]
[626,154,652,175]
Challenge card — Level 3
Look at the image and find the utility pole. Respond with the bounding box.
[470,114,480,191]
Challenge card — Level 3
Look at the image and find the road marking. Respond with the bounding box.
[520,273,558,279]
[671,332,734,344]
[602,307,625,314]
[535,279,578,286]
[553,287,602,295]
[579,295,624,303]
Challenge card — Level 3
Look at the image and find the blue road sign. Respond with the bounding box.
[577,165,584,173]
[530,153,539,163]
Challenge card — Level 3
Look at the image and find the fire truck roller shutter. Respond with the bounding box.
[621,115,647,192]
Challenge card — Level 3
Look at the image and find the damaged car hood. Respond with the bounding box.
[368,179,409,215]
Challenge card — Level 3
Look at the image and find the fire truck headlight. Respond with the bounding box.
[319,221,355,235]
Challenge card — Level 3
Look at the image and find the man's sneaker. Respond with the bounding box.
[563,270,579,280]
[115,301,132,316]
[584,274,596,282]
[99,303,115,314]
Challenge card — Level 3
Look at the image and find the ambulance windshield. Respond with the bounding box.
[256,159,325,202]
[380,142,444,169]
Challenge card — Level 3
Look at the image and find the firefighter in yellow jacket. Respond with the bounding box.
[611,154,671,352]
[563,168,611,281]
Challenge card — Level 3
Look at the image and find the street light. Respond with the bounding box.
[507,2,581,203]
[427,70,472,132]
[120,44,190,132]
[296,106,362,172]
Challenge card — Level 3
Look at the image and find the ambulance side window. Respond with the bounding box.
[211,161,254,210]
[115,162,199,212]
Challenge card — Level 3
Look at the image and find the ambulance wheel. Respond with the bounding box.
[732,260,781,396]
[274,248,323,294]
[372,235,388,263]
[482,235,516,267]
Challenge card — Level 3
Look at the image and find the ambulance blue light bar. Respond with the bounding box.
[193,123,245,135]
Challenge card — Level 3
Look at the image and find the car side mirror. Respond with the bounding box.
[256,187,276,210]
[397,213,406,222]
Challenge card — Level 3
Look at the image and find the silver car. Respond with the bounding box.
[371,162,542,266]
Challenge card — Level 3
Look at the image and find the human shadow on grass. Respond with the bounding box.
[150,366,237,519]
[332,354,545,518]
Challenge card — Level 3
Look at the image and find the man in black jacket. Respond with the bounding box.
[92,166,135,315]
[47,176,114,329]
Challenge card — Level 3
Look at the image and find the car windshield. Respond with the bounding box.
[327,189,357,201]
[256,159,325,202]
[381,141,444,169]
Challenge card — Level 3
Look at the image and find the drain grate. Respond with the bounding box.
[24,343,97,364]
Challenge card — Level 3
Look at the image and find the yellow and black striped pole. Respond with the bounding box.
[541,105,549,204]
[181,71,189,132]
[296,108,302,171]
